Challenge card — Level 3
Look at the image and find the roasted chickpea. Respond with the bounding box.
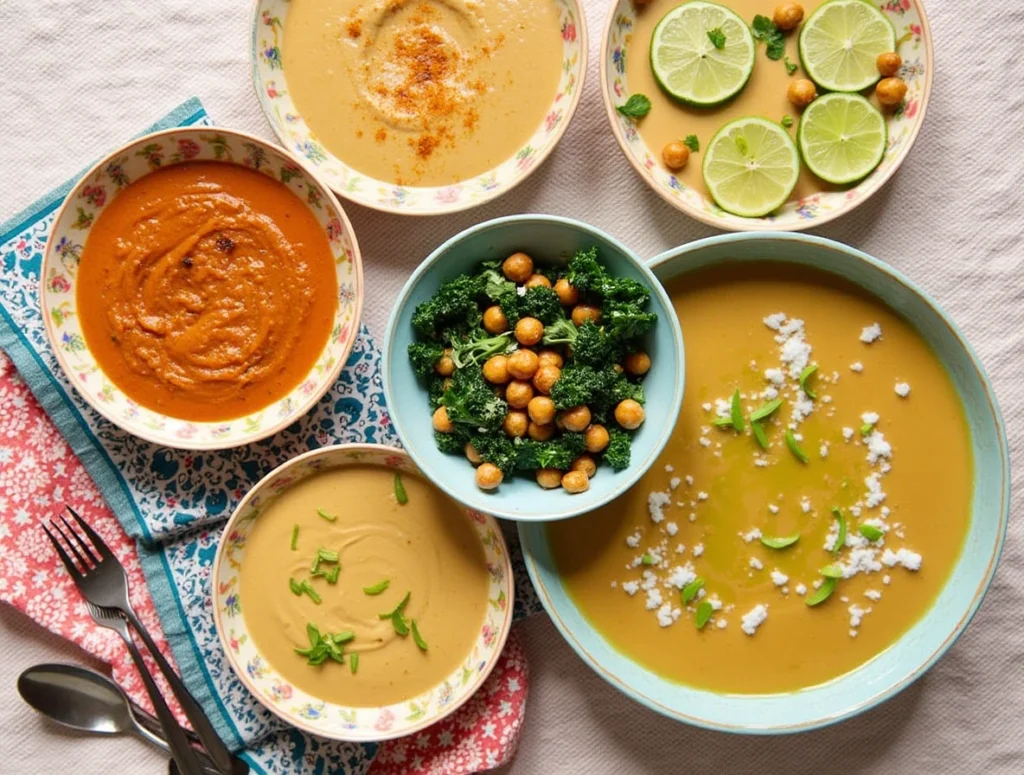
[482,354,510,384]
[787,79,817,108]
[506,379,534,409]
[525,273,552,289]
[875,77,907,108]
[559,405,592,433]
[476,463,503,490]
[465,442,482,465]
[554,412,566,430]
[502,252,534,283]
[585,424,610,453]
[537,349,564,369]
[772,2,804,31]
[528,395,556,425]
[554,277,580,306]
[503,411,529,438]
[571,304,602,327]
[615,398,646,430]
[571,454,597,478]
[482,305,509,334]
[876,51,902,77]
[507,349,540,380]
[434,349,455,377]
[561,470,590,494]
[536,468,563,489]
[662,140,690,171]
[432,406,453,433]
[528,421,556,441]
[532,364,561,395]
[515,317,544,346]
[624,351,651,376]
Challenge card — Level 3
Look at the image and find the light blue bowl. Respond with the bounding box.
[382,215,685,522]
[520,232,1010,733]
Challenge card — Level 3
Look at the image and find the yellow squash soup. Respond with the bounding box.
[548,265,972,694]
[282,0,564,186]
[239,465,489,706]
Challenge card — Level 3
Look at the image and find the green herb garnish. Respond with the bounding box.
[289,578,302,596]
[392,609,410,636]
[707,28,726,49]
[683,134,700,152]
[751,421,769,449]
[784,56,798,75]
[785,430,809,463]
[861,422,875,435]
[799,364,818,398]
[781,114,794,128]
[750,398,782,422]
[616,93,652,119]
[641,553,657,566]
[751,14,785,60]
[317,549,340,564]
[300,580,322,605]
[682,577,705,604]
[831,507,847,555]
[334,631,355,644]
[290,525,299,551]
[322,566,340,585]
[363,579,391,595]
[411,619,429,652]
[859,524,885,542]
[729,389,744,431]
[695,601,714,629]
[317,508,337,522]
[394,473,408,505]
[350,653,359,674]
[760,534,799,549]
[805,577,837,606]
[294,623,351,666]
[820,563,844,579]
[379,591,412,619]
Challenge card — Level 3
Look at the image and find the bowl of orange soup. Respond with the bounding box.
[251,0,586,214]
[212,444,514,741]
[520,232,1008,732]
[41,126,362,449]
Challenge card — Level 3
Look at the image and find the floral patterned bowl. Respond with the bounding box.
[211,444,515,741]
[601,0,933,231]
[250,0,587,215]
[40,127,363,450]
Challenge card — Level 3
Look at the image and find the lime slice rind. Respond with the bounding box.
[650,1,756,107]
[702,117,800,218]
[798,93,887,185]
[798,0,896,93]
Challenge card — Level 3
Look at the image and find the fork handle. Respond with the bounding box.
[116,625,207,775]
[124,608,235,775]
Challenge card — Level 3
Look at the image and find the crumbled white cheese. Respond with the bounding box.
[791,393,815,423]
[716,619,728,629]
[894,382,911,398]
[768,504,780,514]
[701,402,712,412]
[714,397,731,419]
[842,547,883,578]
[865,472,886,507]
[883,574,891,585]
[648,491,671,523]
[764,312,787,331]
[664,464,674,473]
[669,477,681,491]
[882,547,922,571]
[665,565,696,589]
[699,437,711,447]
[865,589,882,601]
[656,603,676,627]
[866,431,892,465]
[819,442,829,459]
[666,521,679,536]
[849,629,859,638]
[645,587,663,610]
[843,427,855,441]
[708,594,723,611]
[761,385,780,400]
[693,543,704,557]
[622,581,639,596]
[741,528,762,543]
[641,570,658,590]
[611,581,617,588]
[754,457,770,468]
[625,532,641,548]
[850,362,864,373]
[860,323,882,343]
[861,411,880,425]
[749,557,764,570]
[795,583,808,596]
[516,285,527,297]
[741,604,769,635]
[764,367,785,385]
[685,475,694,486]
[881,506,891,518]
[770,569,789,586]
[849,604,870,628]
[800,498,812,514]
[697,491,709,501]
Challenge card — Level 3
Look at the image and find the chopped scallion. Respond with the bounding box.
[300,580,322,605]
[750,398,782,422]
[831,507,847,555]
[411,619,429,651]
[861,422,875,435]
[290,524,299,551]
[322,566,340,584]
[363,579,391,595]
[785,429,809,463]
[317,549,340,563]
[805,577,837,606]
[333,631,355,644]
[729,389,745,431]
[695,601,714,629]
[350,653,359,674]
[641,553,656,566]
[859,524,884,542]
[392,609,410,636]
[820,563,844,579]
[682,578,705,604]
[289,578,302,596]
[394,473,408,505]
[751,421,769,449]
[317,508,337,522]
[799,364,818,399]
[760,534,799,549]
[711,416,734,427]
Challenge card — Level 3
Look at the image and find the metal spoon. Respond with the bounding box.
[17,664,248,774]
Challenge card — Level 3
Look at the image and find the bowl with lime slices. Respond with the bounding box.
[601,0,933,231]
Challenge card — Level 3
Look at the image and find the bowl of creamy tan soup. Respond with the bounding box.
[520,232,1008,732]
[251,0,587,214]
[212,444,514,741]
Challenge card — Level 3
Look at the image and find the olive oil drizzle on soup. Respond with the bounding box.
[548,265,972,694]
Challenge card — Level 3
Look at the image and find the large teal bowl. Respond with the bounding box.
[382,215,685,522]
[520,232,1010,733]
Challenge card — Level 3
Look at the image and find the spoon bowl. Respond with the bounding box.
[18,663,134,736]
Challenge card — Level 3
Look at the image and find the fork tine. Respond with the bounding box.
[59,514,102,565]
[41,523,83,580]
[65,505,114,560]
[51,518,92,571]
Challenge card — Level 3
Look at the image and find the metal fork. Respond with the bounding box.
[42,506,233,775]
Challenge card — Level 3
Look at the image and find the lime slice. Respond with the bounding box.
[798,93,887,184]
[799,0,896,92]
[650,1,755,107]
[703,117,800,218]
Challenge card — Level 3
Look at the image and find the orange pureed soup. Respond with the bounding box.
[548,264,972,694]
[76,162,337,422]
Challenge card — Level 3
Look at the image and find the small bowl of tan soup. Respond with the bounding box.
[251,0,587,214]
[521,232,1008,732]
[212,444,514,741]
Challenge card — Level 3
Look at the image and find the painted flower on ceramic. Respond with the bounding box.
[374,708,395,732]
[296,702,325,721]
[175,139,201,161]
[47,269,71,294]
[325,217,344,242]
[561,20,576,42]
[481,623,497,647]
[81,185,107,208]
[269,682,293,702]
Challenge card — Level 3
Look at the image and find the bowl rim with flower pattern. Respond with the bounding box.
[211,443,516,742]
[520,231,1009,733]
[40,126,363,451]
[599,0,934,231]
[249,0,588,216]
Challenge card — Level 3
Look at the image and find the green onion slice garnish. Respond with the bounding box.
[640,553,656,566]
[394,473,408,505]
[317,549,340,563]
[322,566,340,585]
[760,534,799,549]
[363,579,391,595]
[859,524,884,542]
[831,507,847,555]
[333,631,355,644]
[799,364,818,399]
[820,563,844,579]
[711,416,734,427]
[317,508,337,522]
[411,619,429,651]
[860,422,874,435]
[729,389,744,431]
[695,601,714,629]
[290,525,299,551]
[751,421,769,450]
[785,429,809,464]
[300,580,322,605]
[350,653,359,674]
[805,577,837,606]
[379,591,412,619]
[392,609,410,636]
[289,578,302,596]
[750,398,782,422]
[682,578,705,604]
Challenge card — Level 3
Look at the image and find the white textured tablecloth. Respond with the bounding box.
[1,1,1022,772]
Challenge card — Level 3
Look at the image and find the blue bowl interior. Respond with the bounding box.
[520,232,1009,733]
[383,215,685,522]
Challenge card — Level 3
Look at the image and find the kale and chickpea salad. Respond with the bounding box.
[407,248,657,493]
